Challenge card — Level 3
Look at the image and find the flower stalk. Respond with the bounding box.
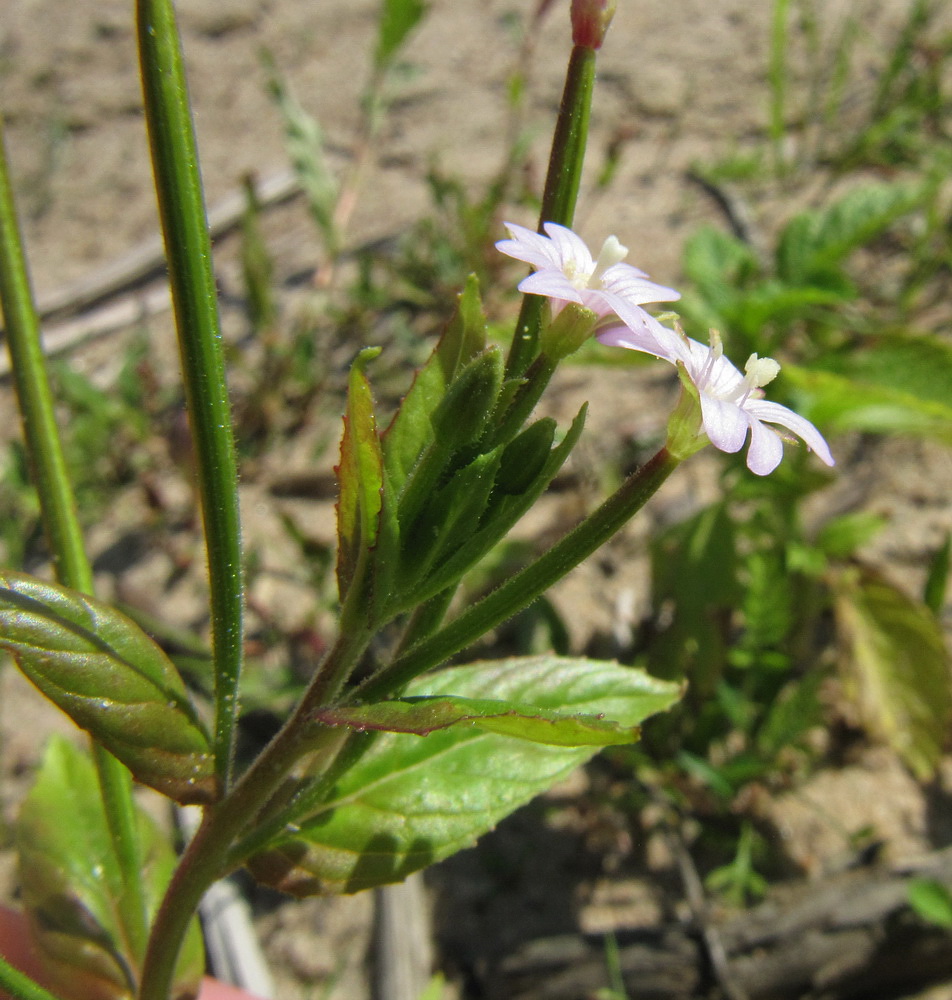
[506,38,598,376]
[138,0,245,790]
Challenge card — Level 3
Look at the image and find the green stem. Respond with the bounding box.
[505,44,596,378]
[357,447,680,701]
[0,119,148,962]
[138,620,370,999]
[137,0,244,790]
[0,125,91,594]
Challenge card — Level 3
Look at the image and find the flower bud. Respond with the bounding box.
[571,0,617,49]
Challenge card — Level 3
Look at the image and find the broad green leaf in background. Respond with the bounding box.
[336,347,386,605]
[776,181,927,285]
[784,364,952,445]
[777,182,925,284]
[317,694,648,746]
[17,736,204,1000]
[0,571,215,803]
[647,502,739,696]
[816,511,888,560]
[248,656,682,895]
[832,566,951,779]
[835,333,952,408]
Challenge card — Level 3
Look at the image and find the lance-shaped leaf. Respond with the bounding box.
[317,695,645,746]
[398,447,503,587]
[395,406,586,612]
[17,736,204,1000]
[336,347,387,603]
[383,275,487,493]
[394,347,503,534]
[832,566,951,779]
[247,656,681,895]
[0,571,215,803]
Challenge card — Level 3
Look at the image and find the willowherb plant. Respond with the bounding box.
[0,1,835,998]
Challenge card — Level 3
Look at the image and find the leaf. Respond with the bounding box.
[924,533,950,616]
[336,348,386,604]
[382,276,487,493]
[647,502,738,695]
[908,879,952,929]
[399,448,503,585]
[784,365,952,445]
[838,333,952,408]
[262,51,338,250]
[0,572,215,803]
[833,566,951,778]
[317,694,645,747]
[782,181,926,281]
[17,736,204,1000]
[392,347,502,527]
[816,511,888,559]
[248,656,682,895]
[436,274,488,381]
[375,0,428,71]
[396,406,586,612]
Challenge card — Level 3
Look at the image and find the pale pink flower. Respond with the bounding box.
[495,222,680,345]
[599,320,835,476]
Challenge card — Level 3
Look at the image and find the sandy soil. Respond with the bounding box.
[2,0,952,997]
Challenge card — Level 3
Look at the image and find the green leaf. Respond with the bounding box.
[262,50,339,250]
[924,533,950,615]
[375,0,428,71]
[317,694,646,747]
[784,365,952,445]
[399,448,503,586]
[436,274,488,380]
[17,736,204,1000]
[832,566,951,778]
[816,511,888,559]
[837,333,952,408]
[382,276,487,495]
[248,656,681,895]
[336,348,386,604]
[392,347,503,534]
[647,502,738,695]
[908,879,952,929]
[397,407,586,613]
[0,571,215,803]
[781,184,929,280]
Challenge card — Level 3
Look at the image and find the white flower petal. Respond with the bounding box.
[496,222,563,271]
[700,393,749,453]
[517,270,586,304]
[597,312,684,361]
[542,222,595,275]
[601,265,681,304]
[746,400,835,467]
[745,418,784,475]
